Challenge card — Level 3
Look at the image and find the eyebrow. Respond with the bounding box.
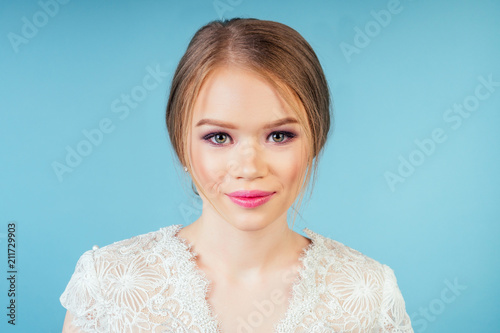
[195,117,299,129]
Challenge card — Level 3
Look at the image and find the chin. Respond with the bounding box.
[230,222,273,233]
[223,210,281,232]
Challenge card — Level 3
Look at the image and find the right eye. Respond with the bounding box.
[203,132,232,146]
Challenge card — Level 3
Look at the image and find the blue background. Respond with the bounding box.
[1,0,499,332]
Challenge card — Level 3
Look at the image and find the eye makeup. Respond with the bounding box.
[201,130,297,147]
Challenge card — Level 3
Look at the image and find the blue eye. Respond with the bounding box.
[202,131,296,146]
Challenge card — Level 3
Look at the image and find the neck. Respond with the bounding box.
[180,209,301,284]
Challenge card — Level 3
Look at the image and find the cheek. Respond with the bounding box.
[279,143,308,190]
[191,141,227,193]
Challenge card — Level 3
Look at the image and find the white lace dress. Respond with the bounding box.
[60,224,413,332]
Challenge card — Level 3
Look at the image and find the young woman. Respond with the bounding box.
[60,18,413,332]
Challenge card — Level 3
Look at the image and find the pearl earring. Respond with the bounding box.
[184,166,188,172]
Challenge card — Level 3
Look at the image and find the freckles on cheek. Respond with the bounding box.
[279,146,308,191]
[192,144,228,194]
[288,156,303,183]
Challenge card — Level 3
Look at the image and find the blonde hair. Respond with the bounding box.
[165,17,332,229]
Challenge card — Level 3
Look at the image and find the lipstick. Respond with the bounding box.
[226,190,275,208]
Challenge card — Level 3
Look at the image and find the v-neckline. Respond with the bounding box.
[167,224,319,333]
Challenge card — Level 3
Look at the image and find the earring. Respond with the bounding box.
[184,166,188,172]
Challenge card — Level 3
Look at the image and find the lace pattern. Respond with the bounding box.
[60,224,413,332]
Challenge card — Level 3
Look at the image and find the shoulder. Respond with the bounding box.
[289,229,413,331]
[301,229,408,326]
[90,224,182,261]
[63,224,183,285]
[303,227,397,303]
[62,224,184,308]
[305,227,388,274]
[60,224,191,332]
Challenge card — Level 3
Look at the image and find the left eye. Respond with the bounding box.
[270,131,296,143]
[270,132,288,143]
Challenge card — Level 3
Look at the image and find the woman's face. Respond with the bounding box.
[188,65,309,231]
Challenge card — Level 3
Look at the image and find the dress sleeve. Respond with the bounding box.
[377,264,414,333]
[59,249,108,332]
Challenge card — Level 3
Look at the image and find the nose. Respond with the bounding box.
[227,139,267,180]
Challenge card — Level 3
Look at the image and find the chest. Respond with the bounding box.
[205,274,297,333]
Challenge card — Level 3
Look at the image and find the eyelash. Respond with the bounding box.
[202,131,297,147]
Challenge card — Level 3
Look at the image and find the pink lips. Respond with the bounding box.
[226,190,275,208]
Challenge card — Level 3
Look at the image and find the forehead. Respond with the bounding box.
[191,65,296,122]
